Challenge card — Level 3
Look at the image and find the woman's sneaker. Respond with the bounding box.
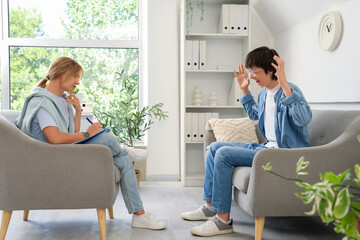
[181,204,216,220]
[123,145,148,162]
[132,212,166,230]
[190,216,233,237]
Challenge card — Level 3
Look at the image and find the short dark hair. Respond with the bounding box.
[245,46,279,80]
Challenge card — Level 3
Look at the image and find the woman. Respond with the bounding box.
[16,56,166,230]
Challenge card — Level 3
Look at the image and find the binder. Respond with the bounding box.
[212,112,219,119]
[218,4,230,34]
[185,40,193,70]
[192,40,200,70]
[205,112,213,127]
[185,113,192,142]
[198,113,206,142]
[199,41,206,70]
[229,5,237,34]
[227,77,242,106]
[240,5,249,35]
[191,112,199,142]
[234,5,242,34]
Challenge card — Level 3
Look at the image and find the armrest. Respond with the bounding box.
[245,134,360,217]
[0,119,118,210]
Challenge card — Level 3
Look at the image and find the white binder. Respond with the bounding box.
[198,113,206,142]
[185,113,192,143]
[218,4,230,34]
[205,112,213,127]
[227,77,242,106]
[191,112,199,142]
[212,112,219,119]
[192,40,200,70]
[229,5,237,34]
[199,41,206,70]
[185,40,193,70]
[240,5,249,35]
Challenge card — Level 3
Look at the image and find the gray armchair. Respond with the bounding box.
[0,110,120,240]
[204,110,360,240]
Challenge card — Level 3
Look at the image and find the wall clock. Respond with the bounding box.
[318,11,343,51]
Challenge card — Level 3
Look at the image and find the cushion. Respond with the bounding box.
[205,117,258,143]
[232,166,251,193]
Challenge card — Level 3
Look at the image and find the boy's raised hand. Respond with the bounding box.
[233,64,250,95]
[271,56,292,97]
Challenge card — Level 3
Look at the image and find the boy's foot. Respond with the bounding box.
[190,216,233,237]
[181,204,216,220]
[132,212,166,230]
[123,145,148,162]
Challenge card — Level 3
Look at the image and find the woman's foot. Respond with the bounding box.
[132,211,166,230]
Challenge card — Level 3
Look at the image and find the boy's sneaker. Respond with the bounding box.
[181,204,216,221]
[123,145,148,162]
[132,212,166,230]
[190,216,233,237]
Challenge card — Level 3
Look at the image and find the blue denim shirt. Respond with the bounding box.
[240,83,312,148]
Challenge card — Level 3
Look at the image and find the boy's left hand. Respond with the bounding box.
[272,56,292,97]
[66,91,81,113]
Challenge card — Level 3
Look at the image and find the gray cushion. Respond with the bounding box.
[232,167,251,193]
[0,110,21,125]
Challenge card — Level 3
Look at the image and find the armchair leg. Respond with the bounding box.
[355,216,360,233]
[107,207,114,219]
[0,211,12,240]
[255,216,265,240]
[23,210,29,221]
[97,208,106,240]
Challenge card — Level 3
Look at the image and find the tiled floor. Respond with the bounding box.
[4,181,341,240]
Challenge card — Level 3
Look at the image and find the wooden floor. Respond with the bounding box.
[3,181,341,240]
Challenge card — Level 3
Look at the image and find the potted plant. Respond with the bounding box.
[93,71,168,186]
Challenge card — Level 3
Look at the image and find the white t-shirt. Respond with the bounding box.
[31,94,70,143]
[264,84,281,148]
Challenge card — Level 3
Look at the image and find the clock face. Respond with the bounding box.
[318,11,343,51]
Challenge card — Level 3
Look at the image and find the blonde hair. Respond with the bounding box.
[37,57,84,88]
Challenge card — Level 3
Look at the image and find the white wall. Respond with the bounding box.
[273,0,360,107]
[146,0,180,180]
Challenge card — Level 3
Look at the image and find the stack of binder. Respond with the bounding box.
[185,40,206,70]
[218,4,249,34]
[185,112,219,143]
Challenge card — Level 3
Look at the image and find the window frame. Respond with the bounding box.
[0,0,147,111]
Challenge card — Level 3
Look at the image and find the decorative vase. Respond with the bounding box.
[208,91,218,106]
[192,86,203,106]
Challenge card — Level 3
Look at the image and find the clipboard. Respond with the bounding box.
[74,126,111,144]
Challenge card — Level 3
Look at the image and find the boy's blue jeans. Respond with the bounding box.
[85,132,143,214]
[204,142,267,213]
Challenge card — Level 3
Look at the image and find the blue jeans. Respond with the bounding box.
[85,132,143,214]
[204,142,267,213]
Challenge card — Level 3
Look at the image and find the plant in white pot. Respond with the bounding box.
[93,71,168,186]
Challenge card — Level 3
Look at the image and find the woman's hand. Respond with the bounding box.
[271,56,292,97]
[65,91,81,113]
[86,122,102,136]
[233,64,250,95]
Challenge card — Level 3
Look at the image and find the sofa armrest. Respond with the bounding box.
[244,133,360,217]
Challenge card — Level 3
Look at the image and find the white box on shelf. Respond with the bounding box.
[218,4,230,34]
[185,113,192,143]
[185,40,193,70]
[212,112,219,119]
[240,5,249,35]
[205,112,213,127]
[229,4,237,34]
[192,40,200,70]
[191,112,199,142]
[199,41,206,70]
[198,113,206,142]
[227,77,242,106]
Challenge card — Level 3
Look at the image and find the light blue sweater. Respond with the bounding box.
[16,87,75,137]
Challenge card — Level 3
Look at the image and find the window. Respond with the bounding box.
[1,0,144,113]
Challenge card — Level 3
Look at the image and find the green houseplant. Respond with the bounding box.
[262,135,360,240]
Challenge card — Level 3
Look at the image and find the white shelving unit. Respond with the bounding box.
[180,0,252,186]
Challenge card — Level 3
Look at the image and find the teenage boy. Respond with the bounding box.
[181,46,312,237]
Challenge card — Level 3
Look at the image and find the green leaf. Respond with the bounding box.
[334,188,350,219]
[262,162,272,171]
[357,135,360,142]
[355,164,360,181]
[296,181,312,189]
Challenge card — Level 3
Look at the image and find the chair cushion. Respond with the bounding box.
[232,166,251,193]
[113,166,121,183]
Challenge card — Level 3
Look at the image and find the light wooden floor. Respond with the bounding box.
[3,181,341,240]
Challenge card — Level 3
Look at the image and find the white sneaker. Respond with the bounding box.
[191,216,233,237]
[181,204,216,221]
[132,212,166,230]
[123,145,148,162]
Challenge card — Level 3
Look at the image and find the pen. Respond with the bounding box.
[86,117,93,124]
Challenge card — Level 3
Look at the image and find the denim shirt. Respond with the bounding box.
[240,83,312,148]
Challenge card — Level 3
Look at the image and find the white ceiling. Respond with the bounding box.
[251,0,351,35]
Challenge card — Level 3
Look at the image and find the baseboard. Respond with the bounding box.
[146,174,179,181]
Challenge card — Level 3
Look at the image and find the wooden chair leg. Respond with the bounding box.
[23,210,29,221]
[0,211,12,240]
[255,216,265,240]
[107,207,114,219]
[97,208,106,240]
[355,216,360,233]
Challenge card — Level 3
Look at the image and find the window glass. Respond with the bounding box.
[10,47,139,111]
[8,0,138,40]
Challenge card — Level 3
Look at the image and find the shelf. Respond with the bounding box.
[185,173,204,180]
[186,105,242,109]
[187,33,248,40]
[186,69,235,73]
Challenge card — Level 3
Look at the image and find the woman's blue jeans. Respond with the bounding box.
[204,142,267,213]
[85,132,143,214]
